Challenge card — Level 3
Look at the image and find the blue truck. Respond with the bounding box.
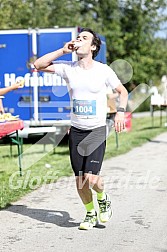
[0,27,107,135]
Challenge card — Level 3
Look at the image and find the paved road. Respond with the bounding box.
[0,132,167,252]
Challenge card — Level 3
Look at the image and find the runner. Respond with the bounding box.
[34,28,128,230]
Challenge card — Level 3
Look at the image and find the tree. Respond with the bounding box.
[119,0,167,87]
[0,0,167,90]
[0,0,49,29]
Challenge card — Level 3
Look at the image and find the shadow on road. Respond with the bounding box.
[136,136,167,144]
[7,204,80,228]
[6,204,106,230]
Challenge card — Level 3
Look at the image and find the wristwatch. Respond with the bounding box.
[117,107,125,112]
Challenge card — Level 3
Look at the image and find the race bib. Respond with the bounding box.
[73,99,96,118]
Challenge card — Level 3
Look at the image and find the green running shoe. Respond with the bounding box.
[79,211,98,230]
[98,193,112,223]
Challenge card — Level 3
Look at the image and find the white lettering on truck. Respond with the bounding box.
[4,73,66,87]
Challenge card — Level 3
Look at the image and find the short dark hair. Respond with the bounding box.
[80,28,101,59]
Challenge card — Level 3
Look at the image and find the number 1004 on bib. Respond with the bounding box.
[73,99,96,116]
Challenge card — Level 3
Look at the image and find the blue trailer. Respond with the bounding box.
[0,27,107,135]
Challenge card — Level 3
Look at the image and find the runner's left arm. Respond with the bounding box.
[114,83,128,133]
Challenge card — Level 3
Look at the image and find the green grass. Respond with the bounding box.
[105,115,166,159]
[0,115,166,209]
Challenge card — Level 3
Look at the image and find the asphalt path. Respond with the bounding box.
[0,132,167,252]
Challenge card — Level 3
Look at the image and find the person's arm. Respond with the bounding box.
[107,92,119,100]
[0,99,4,113]
[0,82,22,96]
[34,41,75,72]
[115,83,128,110]
[114,83,128,133]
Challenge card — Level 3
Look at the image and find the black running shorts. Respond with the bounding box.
[69,126,106,176]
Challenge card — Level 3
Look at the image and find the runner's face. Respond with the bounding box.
[75,31,96,58]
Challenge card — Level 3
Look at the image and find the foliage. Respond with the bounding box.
[0,0,167,91]
[119,0,167,87]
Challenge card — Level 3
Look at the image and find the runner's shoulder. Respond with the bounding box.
[94,61,112,72]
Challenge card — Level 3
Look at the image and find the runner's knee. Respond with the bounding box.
[84,173,99,188]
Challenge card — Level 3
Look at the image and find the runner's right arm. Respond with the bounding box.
[34,41,75,73]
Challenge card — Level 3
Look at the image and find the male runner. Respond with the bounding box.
[34,28,128,230]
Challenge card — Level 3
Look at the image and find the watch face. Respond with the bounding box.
[117,107,125,112]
